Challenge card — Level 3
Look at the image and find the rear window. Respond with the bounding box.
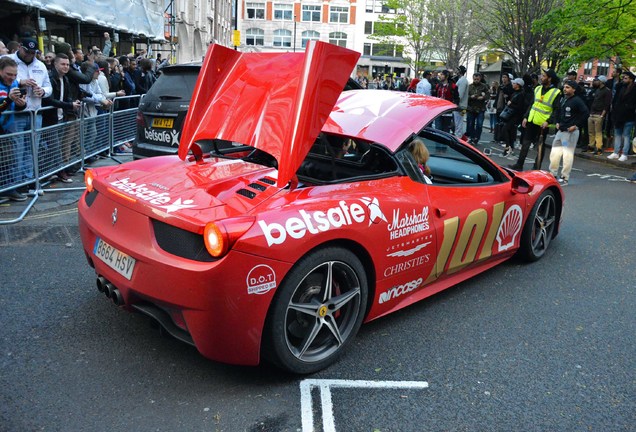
[146,68,200,100]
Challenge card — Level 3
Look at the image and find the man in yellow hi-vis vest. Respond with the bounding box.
[510,69,561,170]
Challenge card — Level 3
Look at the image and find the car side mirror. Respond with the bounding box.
[511,176,534,194]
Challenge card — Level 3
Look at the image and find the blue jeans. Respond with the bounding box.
[12,113,41,182]
[467,111,485,142]
[489,112,497,131]
[613,122,634,155]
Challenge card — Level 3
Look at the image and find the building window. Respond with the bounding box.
[364,21,373,34]
[597,60,610,76]
[329,6,349,23]
[301,30,320,48]
[245,28,264,46]
[365,0,396,14]
[584,61,593,76]
[329,32,347,48]
[302,4,321,22]
[273,29,292,47]
[246,2,265,19]
[363,43,403,57]
[274,3,293,20]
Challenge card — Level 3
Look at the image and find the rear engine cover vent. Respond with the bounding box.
[248,183,267,192]
[236,189,256,199]
[259,177,276,185]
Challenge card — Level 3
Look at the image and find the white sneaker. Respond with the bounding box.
[607,153,619,160]
[618,155,628,162]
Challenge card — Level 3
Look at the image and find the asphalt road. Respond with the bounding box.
[1,154,634,432]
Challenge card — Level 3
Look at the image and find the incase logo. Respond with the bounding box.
[145,128,180,146]
[378,278,423,304]
[258,198,385,247]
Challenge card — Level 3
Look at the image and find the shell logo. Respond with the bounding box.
[496,205,523,251]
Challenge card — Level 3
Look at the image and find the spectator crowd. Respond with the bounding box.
[1,32,164,201]
[354,64,636,185]
[2,30,635,202]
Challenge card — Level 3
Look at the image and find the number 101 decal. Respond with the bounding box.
[425,203,523,283]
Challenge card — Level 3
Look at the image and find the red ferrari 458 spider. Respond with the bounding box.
[78,42,564,373]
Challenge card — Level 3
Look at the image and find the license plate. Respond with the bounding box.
[152,117,174,128]
[93,238,136,280]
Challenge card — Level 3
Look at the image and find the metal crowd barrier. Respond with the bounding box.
[0,94,141,224]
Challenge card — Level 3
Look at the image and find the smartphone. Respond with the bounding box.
[19,88,27,96]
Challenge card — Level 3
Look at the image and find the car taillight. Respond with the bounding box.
[135,111,144,126]
[204,223,226,257]
[85,169,96,192]
[203,217,255,258]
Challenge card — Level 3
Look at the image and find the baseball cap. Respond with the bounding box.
[512,78,525,86]
[594,75,608,83]
[21,37,38,52]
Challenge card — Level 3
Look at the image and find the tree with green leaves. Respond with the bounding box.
[473,0,565,74]
[368,0,430,71]
[425,0,483,72]
[370,0,483,73]
[536,0,636,68]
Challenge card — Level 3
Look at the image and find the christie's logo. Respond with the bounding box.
[387,207,430,240]
[378,277,423,304]
[145,128,180,147]
[383,254,430,277]
[258,197,386,247]
[109,178,196,213]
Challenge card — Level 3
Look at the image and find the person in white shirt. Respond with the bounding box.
[454,66,469,139]
[79,62,112,152]
[415,71,432,96]
[8,37,52,182]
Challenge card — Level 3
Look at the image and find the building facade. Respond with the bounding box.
[171,0,234,63]
[238,0,411,78]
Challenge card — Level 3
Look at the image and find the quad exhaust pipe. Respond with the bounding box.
[96,276,125,306]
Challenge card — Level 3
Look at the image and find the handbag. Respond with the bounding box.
[499,105,515,122]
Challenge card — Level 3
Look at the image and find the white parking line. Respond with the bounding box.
[300,379,429,432]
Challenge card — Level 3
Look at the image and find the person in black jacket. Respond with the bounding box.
[607,71,636,161]
[42,54,82,182]
[548,80,589,185]
[501,78,527,157]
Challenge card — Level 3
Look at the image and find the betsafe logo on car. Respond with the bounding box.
[258,197,387,247]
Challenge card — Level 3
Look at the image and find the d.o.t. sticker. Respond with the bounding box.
[247,265,277,295]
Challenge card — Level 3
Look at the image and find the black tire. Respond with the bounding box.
[518,190,557,261]
[263,247,368,374]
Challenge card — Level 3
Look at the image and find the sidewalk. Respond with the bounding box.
[0,153,133,223]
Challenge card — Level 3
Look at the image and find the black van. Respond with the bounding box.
[133,63,201,159]
[133,64,362,159]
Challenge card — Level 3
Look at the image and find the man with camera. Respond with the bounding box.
[8,37,52,184]
[0,56,28,201]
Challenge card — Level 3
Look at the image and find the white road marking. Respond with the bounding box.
[587,173,630,182]
[300,379,429,432]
